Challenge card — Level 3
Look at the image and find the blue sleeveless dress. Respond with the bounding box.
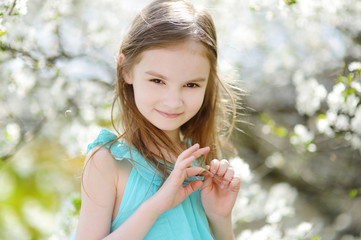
[85,129,214,240]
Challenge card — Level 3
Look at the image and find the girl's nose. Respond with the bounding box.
[163,89,183,109]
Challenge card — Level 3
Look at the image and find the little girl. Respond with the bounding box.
[74,0,241,239]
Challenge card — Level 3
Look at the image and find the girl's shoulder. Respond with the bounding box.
[84,129,132,179]
[87,129,139,161]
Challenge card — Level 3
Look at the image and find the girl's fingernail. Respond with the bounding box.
[220,184,225,189]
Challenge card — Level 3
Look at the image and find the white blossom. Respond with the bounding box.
[6,123,21,143]
[59,122,102,157]
[350,134,361,151]
[264,183,297,223]
[291,124,314,145]
[284,222,313,239]
[317,118,335,137]
[293,74,327,116]
[14,0,29,15]
[351,107,361,135]
[307,143,317,152]
[49,193,80,240]
[327,82,346,113]
[237,224,282,240]
[351,81,361,93]
[232,183,268,223]
[265,152,284,169]
[335,114,350,131]
[0,19,5,33]
[344,94,360,116]
[230,157,253,183]
[348,61,361,72]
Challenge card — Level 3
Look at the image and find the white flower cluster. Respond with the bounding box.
[0,0,28,16]
[316,63,361,151]
[228,157,316,239]
[293,70,327,117]
[290,124,317,152]
[58,121,102,157]
[49,193,80,240]
[0,0,29,34]
[291,64,361,152]
[238,222,314,240]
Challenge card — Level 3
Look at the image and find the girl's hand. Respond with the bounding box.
[201,159,241,221]
[152,144,210,214]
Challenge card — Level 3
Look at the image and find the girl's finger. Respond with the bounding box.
[223,168,234,182]
[178,147,209,169]
[191,146,210,159]
[177,143,200,161]
[177,155,196,170]
[177,145,210,169]
[210,159,220,174]
[216,159,229,177]
[185,166,206,178]
[230,176,241,192]
[183,180,203,198]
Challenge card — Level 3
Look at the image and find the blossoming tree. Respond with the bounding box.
[0,0,360,239]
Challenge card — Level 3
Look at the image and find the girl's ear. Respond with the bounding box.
[119,53,133,84]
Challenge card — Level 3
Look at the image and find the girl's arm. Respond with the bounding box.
[208,217,235,240]
[75,147,128,239]
[76,144,210,240]
[105,143,210,239]
[201,159,241,240]
[208,216,235,240]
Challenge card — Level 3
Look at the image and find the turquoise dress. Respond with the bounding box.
[83,128,214,239]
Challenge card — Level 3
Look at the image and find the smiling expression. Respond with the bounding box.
[124,40,210,141]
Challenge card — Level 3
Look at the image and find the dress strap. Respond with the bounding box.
[86,129,120,153]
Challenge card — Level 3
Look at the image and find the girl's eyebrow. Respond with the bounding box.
[145,70,206,83]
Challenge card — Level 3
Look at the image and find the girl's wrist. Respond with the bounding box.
[207,214,232,226]
[205,208,232,223]
[146,192,168,216]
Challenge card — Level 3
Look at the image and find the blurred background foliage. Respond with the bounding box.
[0,0,361,239]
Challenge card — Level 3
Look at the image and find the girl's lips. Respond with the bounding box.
[156,109,183,118]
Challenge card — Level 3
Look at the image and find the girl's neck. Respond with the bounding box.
[162,129,181,144]
[144,129,185,163]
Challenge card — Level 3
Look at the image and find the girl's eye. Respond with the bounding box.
[150,79,164,84]
[185,83,200,88]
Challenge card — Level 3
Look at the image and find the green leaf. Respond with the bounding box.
[284,0,297,5]
[5,131,11,140]
[72,197,82,213]
[342,88,357,100]
[349,189,358,199]
[318,114,326,120]
[347,73,353,84]
[260,113,271,123]
[274,127,288,137]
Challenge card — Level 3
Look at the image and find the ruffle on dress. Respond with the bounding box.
[87,128,163,186]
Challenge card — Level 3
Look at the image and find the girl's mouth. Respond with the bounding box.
[156,110,183,118]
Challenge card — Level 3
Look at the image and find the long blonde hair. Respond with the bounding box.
[111,0,238,182]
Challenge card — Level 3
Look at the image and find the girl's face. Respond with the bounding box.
[124,40,210,141]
